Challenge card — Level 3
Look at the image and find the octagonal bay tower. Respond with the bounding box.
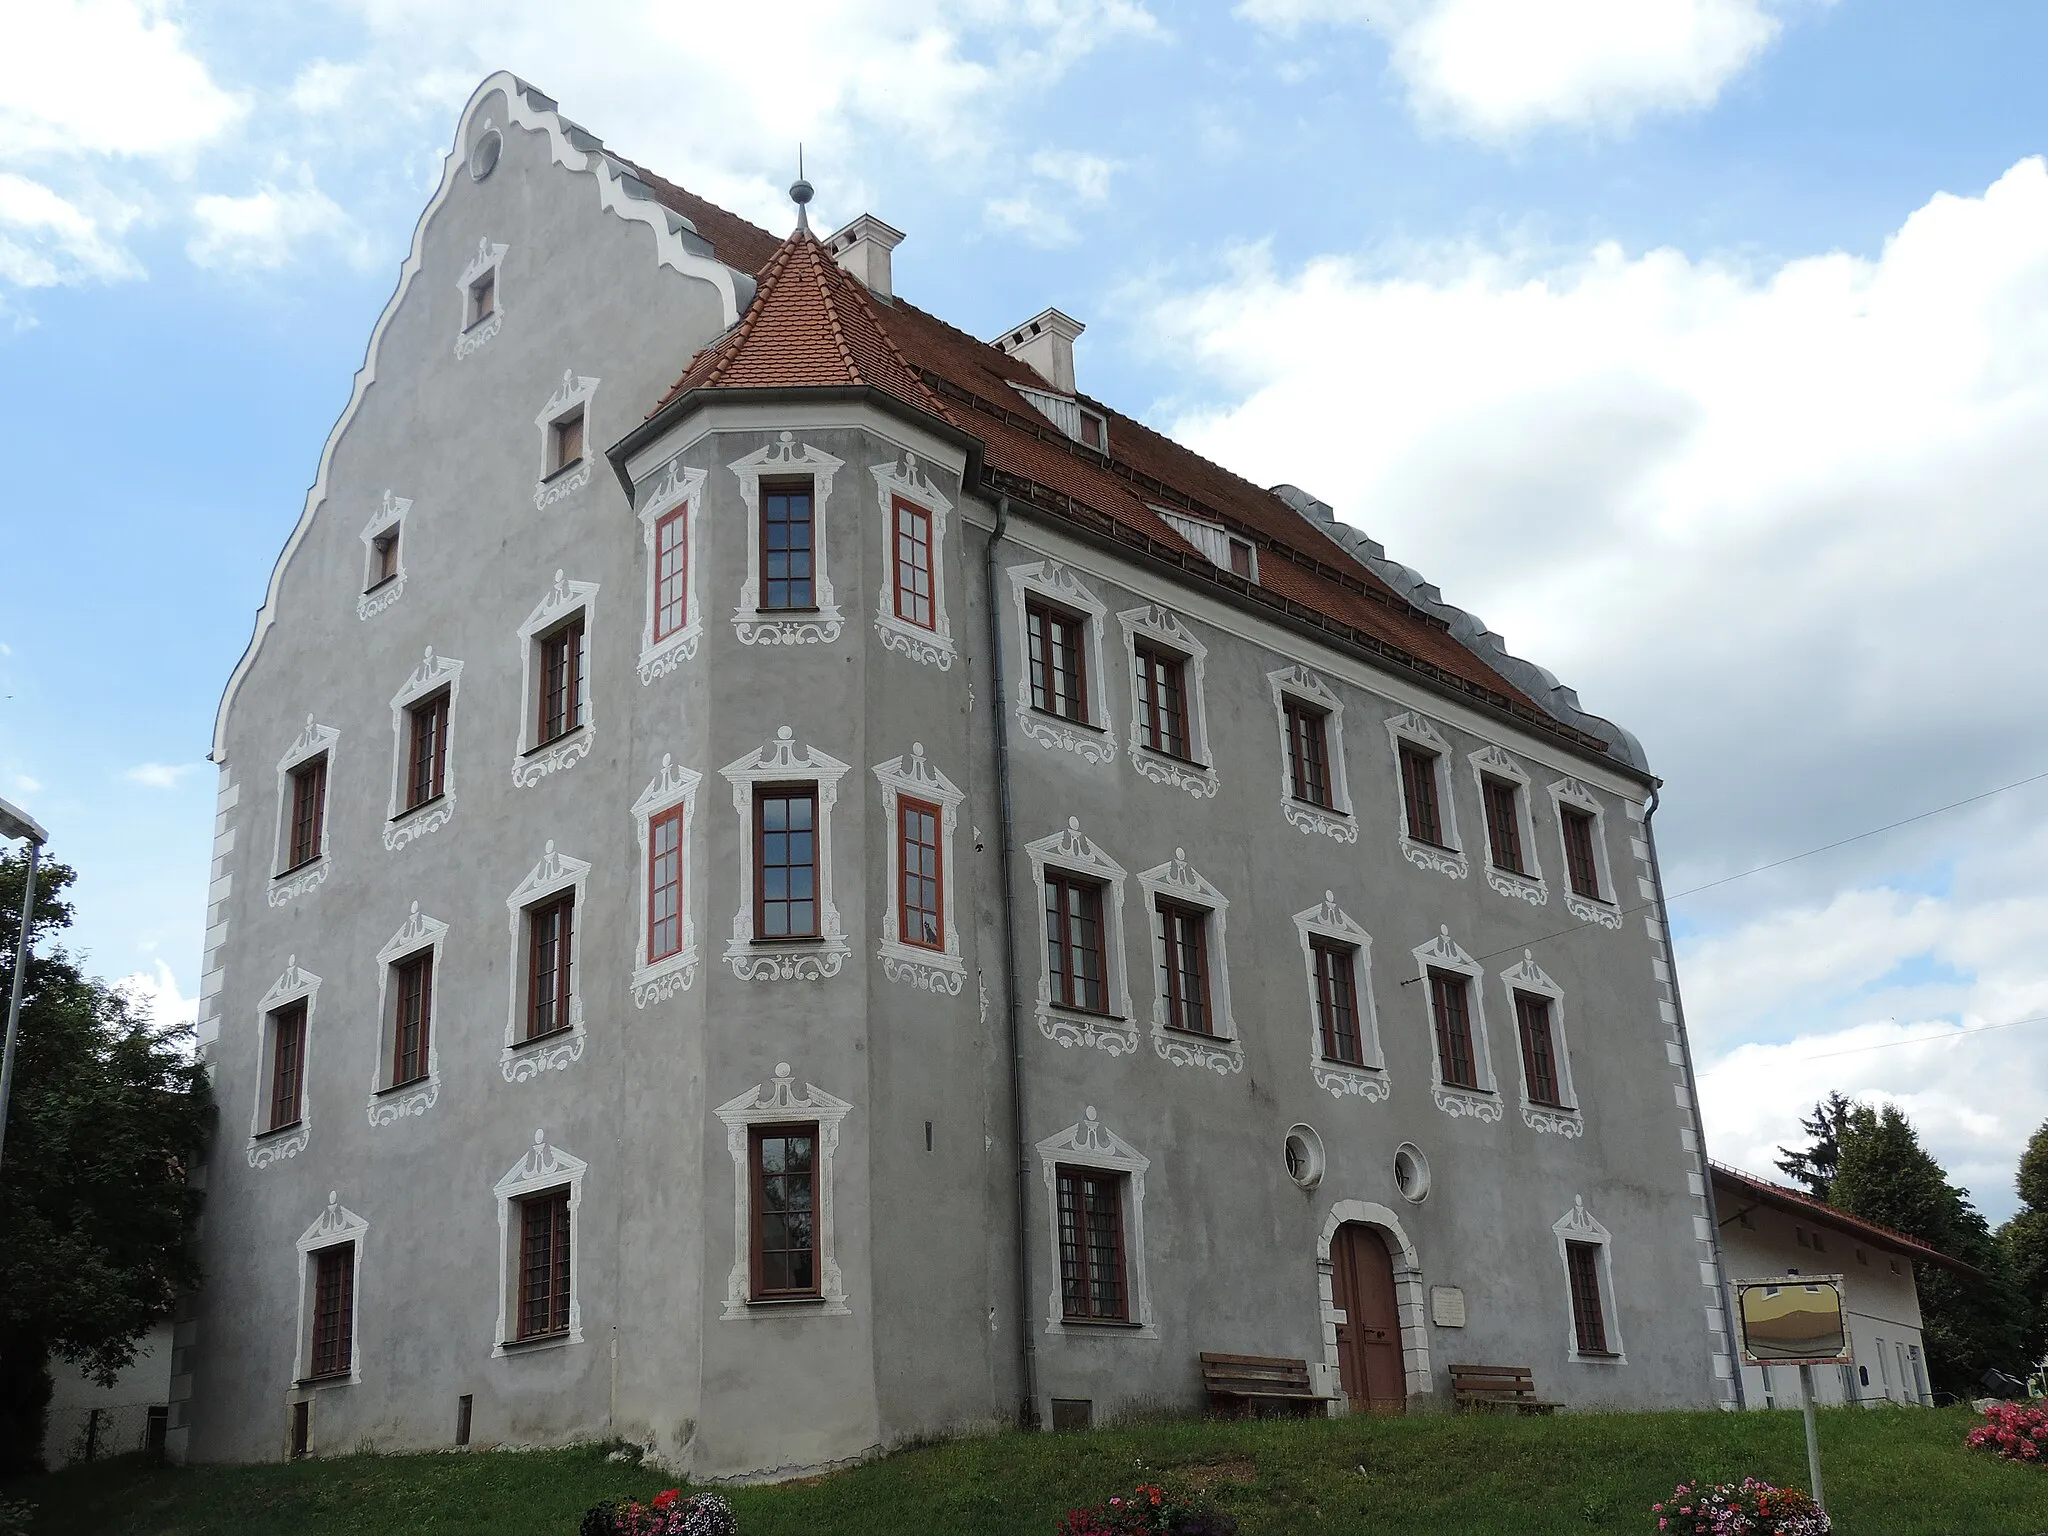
[176,73,1735,1477]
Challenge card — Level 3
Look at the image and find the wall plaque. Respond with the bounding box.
[1431,1286,1467,1327]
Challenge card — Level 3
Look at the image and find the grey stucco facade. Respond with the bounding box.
[175,73,1731,1478]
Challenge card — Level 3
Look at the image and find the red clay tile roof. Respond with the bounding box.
[637,180,1619,759]
[1710,1163,1983,1277]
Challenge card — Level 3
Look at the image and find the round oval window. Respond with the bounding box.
[469,129,503,182]
[1284,1125,1325,1191]
[1394,1142,1430,1203]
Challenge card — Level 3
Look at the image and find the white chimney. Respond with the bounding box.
[995,308,1085,395]
[825,214,905,302]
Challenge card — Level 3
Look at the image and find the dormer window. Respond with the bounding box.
[1010,381,1108,454]
[1078,409,1106,451]
[549,408,585,477]
[1228,537,1256,579]
[1156,507,1258,583]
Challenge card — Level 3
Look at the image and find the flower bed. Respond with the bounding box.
[579,1488,736,1536]
[1652,1478,1830,1536]
[1055,1483,1238,1535]
[1965,1400,2048,1463]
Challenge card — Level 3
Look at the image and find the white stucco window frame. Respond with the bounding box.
[1294,894,1389,1102]
[873,743,966,995]
[247,957,319,1169]
[1026,817,1137,1057]
[454,236,506,360]
[534,370,598,510]
[292,1194,368,1387]
[269,716,338,907]
[1137,851,1241,1075]
[635,458,707,683]
[1549,776,1623,930]
[730,432,845,645]
[502,842,590,1083]
[714,1064,853,1320]
[1386,711,1468,880]
[1036,1108,1157,1339]
[493,1130,588,1355]
[1315,1201,1432,1405]
[511,572,598,789]
[1412,925,1503,1124]
[871,454,955,668]
[631,753,702,1007]
[1500,950,1583,1138]
[1119,604,1218,800]
[1268,666,1357,843]
[1468,744,1546,906]
[1554,1197,1627,1365]
[384,647,463,851]
[367,902,447,1127]
[357,491,411,621]
[1009,559,1115,766]
[720,727,851,982]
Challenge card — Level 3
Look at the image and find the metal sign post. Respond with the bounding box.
[1734,1275,1850,1516]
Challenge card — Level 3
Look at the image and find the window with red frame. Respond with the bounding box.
[653,506,689,641]
[1399,744,1445,847]
[267,1001,306,1132]
[309,1244,353,1378]
[1516,991,1563,1107]
[898,797,942,949]
[287,757,326,870]
[1312,938,1363,1064]
[1562,808,1603,899]
[891,499,934,630]
[1482,776,1524,874]
[1026,600,1088,722]
[1429,968,1479,1090]
[516,1189,572,1339]
[1045,874,1107,1012]
[1284,698,1332,806]
[750,1126,819,1300]
[1056,1166,1128,1321]
[406,692,448,809]
[526,895,574,1039]
[392,951,432,1087]
[537,618,584,745]
[647,805,684,963]
[1566,1241,1610,1354]
[1157,901,1213,1035]
[1134,644,1191,760]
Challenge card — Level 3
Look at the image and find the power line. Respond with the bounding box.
[1795,1012,2048,1062]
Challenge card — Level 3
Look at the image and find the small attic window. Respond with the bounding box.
[1228,537,1256,580]
[1155,507,1259,583]
[1011,383,1107,453]
[1078,410,1105,451]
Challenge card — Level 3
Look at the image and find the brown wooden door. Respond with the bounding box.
[1331,1223,1405,1412]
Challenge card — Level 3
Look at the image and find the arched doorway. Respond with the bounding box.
[1330,1222,1405,1412]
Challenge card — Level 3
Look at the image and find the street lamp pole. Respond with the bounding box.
[0,793,50,1176]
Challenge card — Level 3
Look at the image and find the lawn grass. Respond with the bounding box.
[5,1405,2044,1536]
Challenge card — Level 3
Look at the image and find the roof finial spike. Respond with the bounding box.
[789,144,814,234]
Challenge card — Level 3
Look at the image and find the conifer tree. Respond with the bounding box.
[1775,1090,1855,1198]
[1997,1118,2048,1360]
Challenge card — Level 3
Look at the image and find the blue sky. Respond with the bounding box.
[5,0,2047,1219]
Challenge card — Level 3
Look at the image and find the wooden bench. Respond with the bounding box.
[1450,1364,1560,1415]
[1200,1353,1328,1418]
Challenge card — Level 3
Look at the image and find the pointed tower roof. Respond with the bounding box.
[655,230,949,423]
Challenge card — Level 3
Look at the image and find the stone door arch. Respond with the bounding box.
[1316,1200,1431,1406]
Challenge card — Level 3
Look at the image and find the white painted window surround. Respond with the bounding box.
[384,648,463,851]
[1386,710,1468,881]
[1119,604,1218,800]
[454,237,506,360]
[1036,1108,1156,1339]
[730,433,845,646]
[511,572,597,789]
[1009,559,1115,765]
[247,957,319,1170]
[1550,776,1624,931]
[1294,894,1389,1102]
[502,842,590,1083]
[357,491,411,621]
[292,1194,367,1388]
[720,727,851,982]
[1137,850,1241,1075]
[492,1131,587,1355]
[714,1065,853,1320]
[534,370,597,510]
[635,458,707,683]
[1499,950,1583,1138]
[368,903,446,1127]
[1411,926,1503,1124]
[1268,666,1356,843]
[631,754,702,1007]
[1554,1197,1627,1364]
[872,743,966,995]
[872,454,955,669]
[1468,743,1546,907]
[269,716,337,907]
[1026,817,1135,1057]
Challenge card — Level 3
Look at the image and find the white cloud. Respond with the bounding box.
[1030,149,1120,203]
[125,761,202,789]
[5,774,42,796]
[1237,0,1805,138]
[117,959,199,1031]
[188,172,362,271]
[985,191,1079,248]
[0,172,140,287]
[1143,156,2048,1217]
[0,0,245,161]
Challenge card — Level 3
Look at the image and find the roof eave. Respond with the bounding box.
[1710,1168,1987,1280]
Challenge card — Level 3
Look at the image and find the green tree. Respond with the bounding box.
[1830,1102,2021,1399]
[1997,1118,2048,1361]
[0,850,213,1472]
[1775,1090,1855,1199]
